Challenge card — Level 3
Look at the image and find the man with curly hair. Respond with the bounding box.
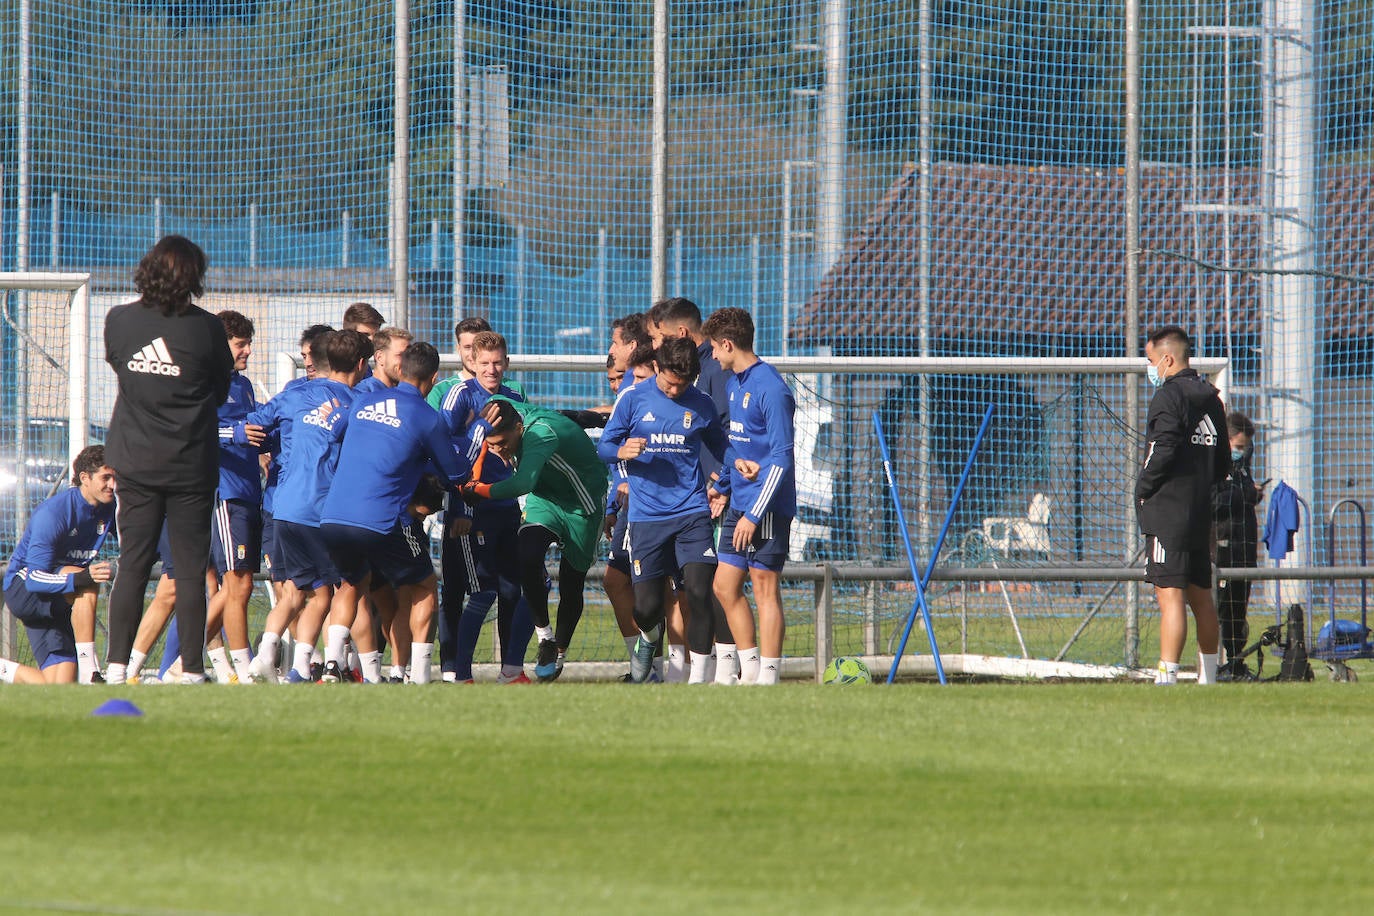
[102,235,234,684]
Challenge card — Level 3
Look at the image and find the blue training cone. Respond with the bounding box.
[92,698,143,717]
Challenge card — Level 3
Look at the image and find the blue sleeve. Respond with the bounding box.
[18,506,76,594]
[743,386,795,522]
[597,391,636,464]
[422,415,471,486]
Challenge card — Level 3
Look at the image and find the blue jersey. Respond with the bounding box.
[723,359,797,521]
[321,382,470,534]
[258,375,308,516]
[695,339,731,482]
[597,376,727,522]
[4,487,115,594]
[241,377,353,527]
[217,372,262,503]
[439,378,523,517]
[353,374,391,396]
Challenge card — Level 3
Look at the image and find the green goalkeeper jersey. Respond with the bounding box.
[486,397,608,515]
[427,374,526,411]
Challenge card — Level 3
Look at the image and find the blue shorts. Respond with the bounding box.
[275,520,340,590]
[4,576,76,669]
[157,523,175,578]
[210,498,263,576]
[323,519,435,589]
[260,511,287,583]
[444,505,521,595]
[718,509,793,573]
[627,512,716,583]
[606,511,631,575]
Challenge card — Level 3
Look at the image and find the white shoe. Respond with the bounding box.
[249,653,279,684]
[1154,662,1178,685]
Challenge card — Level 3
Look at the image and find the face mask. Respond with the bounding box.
[1231,448,1245,463]
[1147,362,1165,388]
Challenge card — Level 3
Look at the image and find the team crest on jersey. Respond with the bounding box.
[742,392,752,409]
[683,411,693,429]
[237,544,247,561]
[476,532,486,546]
[633,560,641,576]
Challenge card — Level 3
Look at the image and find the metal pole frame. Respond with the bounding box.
[650,0,670,305]
[393,0,411,327]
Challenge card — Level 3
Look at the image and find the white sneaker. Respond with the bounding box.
[1154,662,1178,685]
[249,653,279,684]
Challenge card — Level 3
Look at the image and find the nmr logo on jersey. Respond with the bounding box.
[1191,415,1219,446]
[357,398,403,427]
[127,337,182,376]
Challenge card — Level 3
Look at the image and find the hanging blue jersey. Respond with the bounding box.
[240,377,353,527]
[321,382,471,534]
[723,359,797,521]
[597,376,727,522]
[217,372,262,503]
[4,487,115,594]
[439,378,524,517]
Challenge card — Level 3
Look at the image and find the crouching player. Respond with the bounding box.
[321,342,470,684]
[1,446,117,685]
[461,397,609,682]
[703,308,796,685]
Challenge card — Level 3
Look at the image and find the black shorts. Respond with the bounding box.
[4,577,76,669]
[1144,536,1212,590]
[323,519,435,589]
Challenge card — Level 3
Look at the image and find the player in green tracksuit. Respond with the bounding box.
[461,396,609,681]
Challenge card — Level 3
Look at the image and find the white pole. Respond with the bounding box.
[650,0,669,304]
[1265,0,1318,605]
[916,0,934,550]
[15,0,33,567]
[154,196,164,241]
[68,281,90,469]
[597,227,608,338]
[431,218,441,269]
[341,209,351,268]
[1123,0,1142,665]
[49,191,59,268]
[750,233,761,318]
[781,161,793,357]
[453,0,467,322]
[672,227,683,297]
[515,223,527,353]
[249,201,259,269]
[393,0,411,327]
[817,0,847,276]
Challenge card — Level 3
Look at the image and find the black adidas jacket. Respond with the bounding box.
[1135,367,1230,551]
[104,300,234,490]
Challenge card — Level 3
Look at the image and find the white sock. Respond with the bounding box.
[688,651,713,684]
[76,642,98,683]
[257,632,280,666]
[276,634,293,677]
[757,656,782,685]
[360,651,382,684]
[230,649,253,681]
[127,650,148,680]
[410,643,433,684]
[535,625,555,644]
[181,671,207,685]
[624,635,638,659]
[1155,660,1180,685]
[105,662,127,685]
[665,644,688,683]
[293,642,315,678]
[208,647,235,683]
[311,646,323,667]
[347,645,361,675]
[1198,652,1219,685]
[714,643,739,684]
[442,671,457,683]
[0,657,17,683]
[739,647,761,684]
[325,625,350,665]
[390,664,406,681]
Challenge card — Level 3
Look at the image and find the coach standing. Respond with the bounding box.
[1135,326,1230,686]
[103,236,234,684]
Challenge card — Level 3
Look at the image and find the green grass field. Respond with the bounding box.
[3,678,1373,914]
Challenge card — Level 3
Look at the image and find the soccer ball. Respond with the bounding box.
[822,656,872,685]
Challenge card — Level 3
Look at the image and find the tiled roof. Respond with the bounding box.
[792,162,1374,345]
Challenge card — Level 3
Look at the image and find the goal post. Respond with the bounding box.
[0,271,92,660]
